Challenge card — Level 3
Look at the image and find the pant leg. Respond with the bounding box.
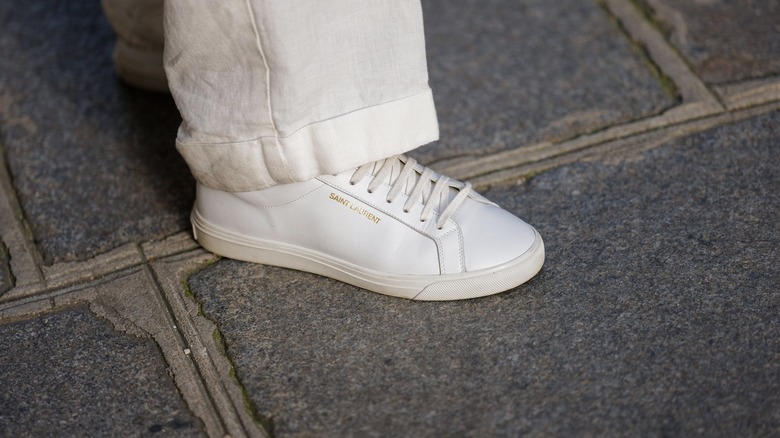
[164,0,439,192]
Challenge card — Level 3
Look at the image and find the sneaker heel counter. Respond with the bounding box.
[194,184,229,225]
[194,184,271,238]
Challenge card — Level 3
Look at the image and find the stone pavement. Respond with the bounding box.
[0,0,778,436]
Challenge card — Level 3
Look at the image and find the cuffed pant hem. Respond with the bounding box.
[176,89,439,192]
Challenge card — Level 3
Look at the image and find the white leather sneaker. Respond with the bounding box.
[191,155,544,300]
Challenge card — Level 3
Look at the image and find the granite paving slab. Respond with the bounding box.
[640,0,780,84]
[413,0,674,165]
[0,307,202,436]
[188,110,780,437]
[0,1,193,264]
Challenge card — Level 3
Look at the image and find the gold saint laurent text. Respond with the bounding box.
[329,193,382,224]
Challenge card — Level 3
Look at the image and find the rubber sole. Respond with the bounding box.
[191,208,545,301]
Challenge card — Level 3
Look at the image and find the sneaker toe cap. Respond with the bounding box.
[454,201,538,272]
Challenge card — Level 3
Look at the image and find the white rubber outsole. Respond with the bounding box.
[191,209,545,301]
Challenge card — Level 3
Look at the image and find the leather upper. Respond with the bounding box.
[196,166,536,275]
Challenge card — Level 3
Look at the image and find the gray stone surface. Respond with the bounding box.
[641,0,780,84]
[188,111,780,437]
[413,0,674,165]
[0,1,193,264]
[0,307,202,436]
[0,237,11,294]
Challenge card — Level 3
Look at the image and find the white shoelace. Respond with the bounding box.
[349,155,472,229]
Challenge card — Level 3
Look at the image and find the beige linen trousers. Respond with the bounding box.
[104,0,440,192]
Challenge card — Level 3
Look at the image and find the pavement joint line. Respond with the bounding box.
[141,231,202,261]
[0,238,13,294]
[469,99,780,189]
[598,0,681,103]
[0,294,53,324]
[150,252,271,437]
[0,245,146,304]
[605,0,722,107]
[0,231,202,303]
[0,265,143,323]
[0,143,44,293]
[436,100,722,181]
[0,242,206,307]
[42,243,143,288]
[81,261,234,438]
[138,253,235,438]
[716,78,780,111]
[439,79,779,187]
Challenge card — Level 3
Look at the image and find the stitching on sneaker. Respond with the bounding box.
[435,226,458,275]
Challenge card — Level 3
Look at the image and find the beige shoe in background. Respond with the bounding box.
[101,0,168,92]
